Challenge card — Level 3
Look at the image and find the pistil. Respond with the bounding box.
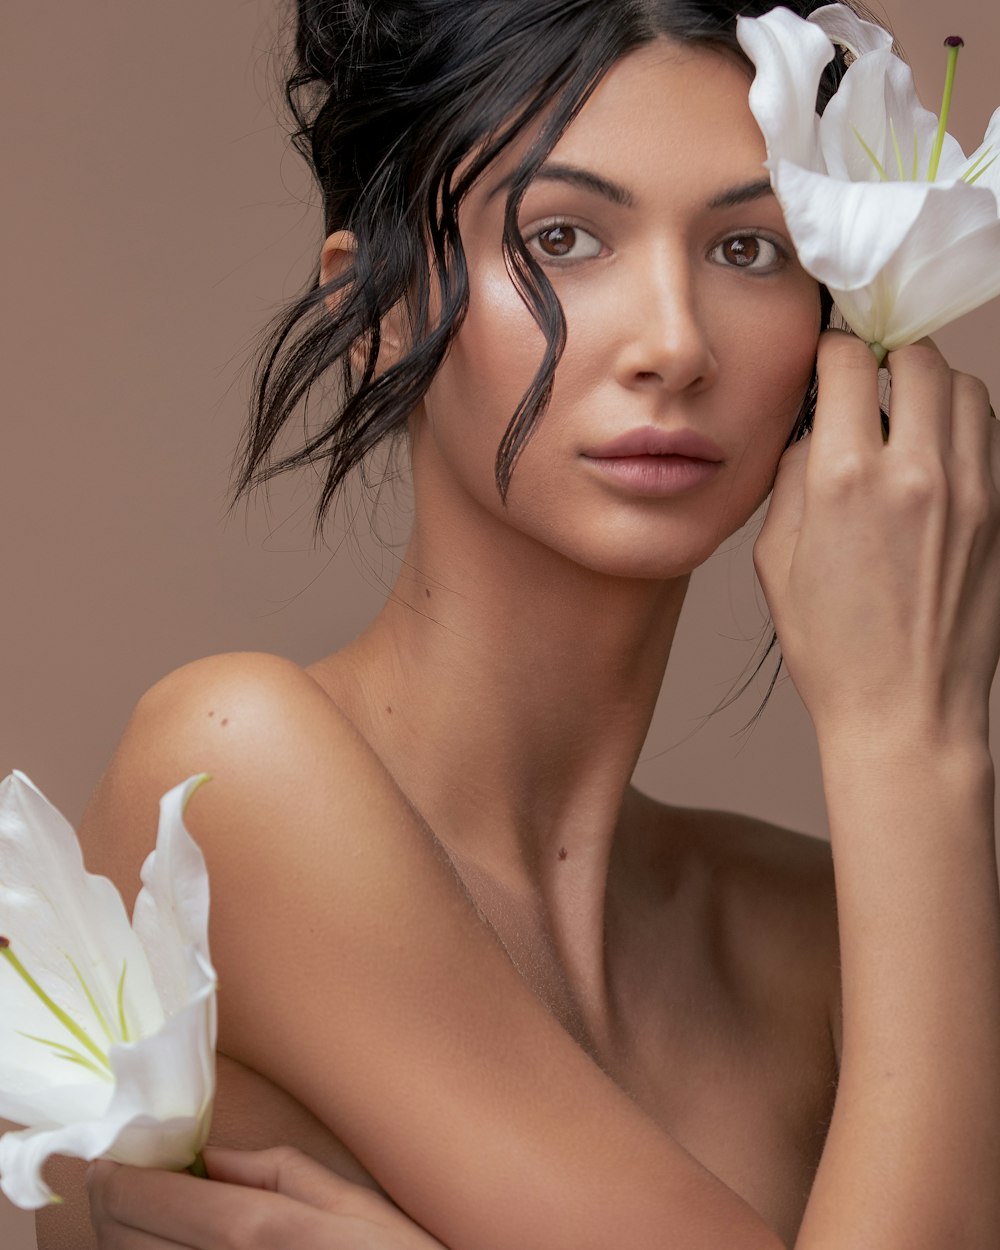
[928,37,964,181]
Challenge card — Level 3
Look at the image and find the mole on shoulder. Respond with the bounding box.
[207,710,215,718]
[558,847,568,861]
[221,718,230,727]
[425,588,431,598]
[386,705,393,715]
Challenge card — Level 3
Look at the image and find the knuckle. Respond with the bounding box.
[818,331,876,372]
[228,1204,285,1250]
[266,1144,304,1171]
[889,339,946,373]
[954,371,991,410]
[959,477,998,529]
[890,458,946,505]
[817,452,868,495]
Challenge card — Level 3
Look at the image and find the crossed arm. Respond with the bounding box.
[83,336,1000,1248]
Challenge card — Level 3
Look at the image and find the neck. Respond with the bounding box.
[332,498,690,886]
[322,456,695,1026]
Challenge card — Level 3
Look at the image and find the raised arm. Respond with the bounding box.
[754,333,1000,1248]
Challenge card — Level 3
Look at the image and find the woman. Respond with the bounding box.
[63,0,1000,1246]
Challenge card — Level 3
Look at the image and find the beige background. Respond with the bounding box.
[2,0,998,1243]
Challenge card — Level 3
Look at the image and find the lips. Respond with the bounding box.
[583,426,725,462]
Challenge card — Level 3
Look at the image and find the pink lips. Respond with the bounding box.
[584,426,725,461]
[581,425,725,497]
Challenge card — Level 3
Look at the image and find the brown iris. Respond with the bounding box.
[536,225,578,257]
[721,236,761,267]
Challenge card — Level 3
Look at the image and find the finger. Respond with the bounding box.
[89,1163,191,1250]
[884,337,953,457]
[811,330,884,466]
[949,371,995,491]
[202,1146,377,1212]
[88,1161,297,1250]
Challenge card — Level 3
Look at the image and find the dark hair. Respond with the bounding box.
[238,0,890,725]
[237,0,865,509]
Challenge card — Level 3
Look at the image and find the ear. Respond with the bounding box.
[320,229,357,291]
[320,230,409,377]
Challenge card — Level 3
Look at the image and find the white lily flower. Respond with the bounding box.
[0,772,217,1209]
[737,3,1000,361]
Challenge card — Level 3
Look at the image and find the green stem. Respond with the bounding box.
[868,342,889,366]
[186,1153,209,1179]
[927,37,963,181]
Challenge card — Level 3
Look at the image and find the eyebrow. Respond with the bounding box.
[706,178,776,210]
[488,162,635,207]
[488,166,776,213]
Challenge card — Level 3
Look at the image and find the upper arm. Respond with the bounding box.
[79,653,783,1250]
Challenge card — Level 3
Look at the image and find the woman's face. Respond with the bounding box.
[408,39,822,580]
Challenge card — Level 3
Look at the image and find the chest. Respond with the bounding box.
[460,864,837,1245]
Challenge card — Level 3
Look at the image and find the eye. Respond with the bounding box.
[527,223,605,262]
[711,234,786,271]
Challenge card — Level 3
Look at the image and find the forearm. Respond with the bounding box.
[797,731,1000,1249]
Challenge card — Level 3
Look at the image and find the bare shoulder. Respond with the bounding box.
[78,650,390,904]
[631,791,842,1059]
[631,789,835,915]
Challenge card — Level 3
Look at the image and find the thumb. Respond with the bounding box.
[202,1146,364,1211]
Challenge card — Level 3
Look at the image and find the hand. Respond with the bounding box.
[88,1146,448,1250]
[753,331,1000,748]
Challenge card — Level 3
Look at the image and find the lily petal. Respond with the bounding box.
[0,1118,127,1209]
[131,776,213,1015]
[0,773,218,1209]
[0,775,162,1068]
[0,934,216,1208]
[963,106,1000,196]
[819,50,964,183]
[808,3,894,59]
[770,161,933,289]
[736,7,833,172]
[860,187,1000,346]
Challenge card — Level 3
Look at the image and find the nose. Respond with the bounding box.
[613,256,718,394]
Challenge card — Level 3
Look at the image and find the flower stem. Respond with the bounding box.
[928,37,964,181]
[868,342,889,366]
[186,1153,209,1179]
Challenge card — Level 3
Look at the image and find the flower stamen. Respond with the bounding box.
[16,1032,113,1083]
[889,118,907,180]
[853,125,890,180]
[67,955,115,1046]
[1,937,112,1075]
[928,37,964,181]
[963,146,998,186]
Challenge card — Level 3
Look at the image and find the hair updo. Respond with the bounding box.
[237,0,883,530]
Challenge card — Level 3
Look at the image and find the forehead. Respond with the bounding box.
[479,39,769,208]
[556,41,764,183]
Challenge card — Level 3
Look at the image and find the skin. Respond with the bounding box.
[38,35,1000,1250]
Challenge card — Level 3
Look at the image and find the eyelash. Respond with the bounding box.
[523,221,790,273]
[524,220,605,264]
[708,232,789,273]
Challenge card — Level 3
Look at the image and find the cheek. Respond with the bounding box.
[421,265,548,467]
[727,287,821,435]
